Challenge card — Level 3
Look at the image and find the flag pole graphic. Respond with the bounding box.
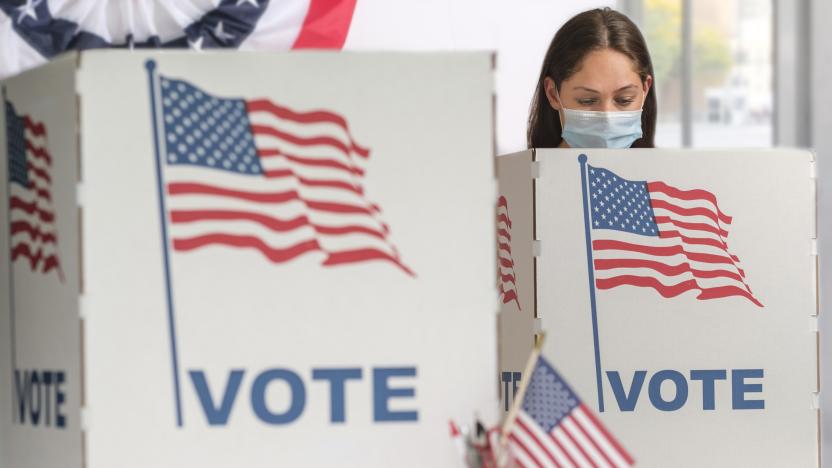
[578,154,605,412]
[3,86,19,423]
[145,60,184,427]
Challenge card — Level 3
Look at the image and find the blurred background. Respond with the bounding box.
[343,0,825,154]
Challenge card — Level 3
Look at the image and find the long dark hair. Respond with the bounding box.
[527,8,657,148]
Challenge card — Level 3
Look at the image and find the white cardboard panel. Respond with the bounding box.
[1,53,83,468]
[530,148,817,467]
[74,51,497,467]
[496,149,535,412]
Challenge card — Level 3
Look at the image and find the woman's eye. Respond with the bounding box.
[578,99,597,105]
[616,98,635,105]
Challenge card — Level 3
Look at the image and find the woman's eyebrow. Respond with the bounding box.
[572,84,638,93]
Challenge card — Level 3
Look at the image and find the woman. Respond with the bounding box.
[528,8,656,149]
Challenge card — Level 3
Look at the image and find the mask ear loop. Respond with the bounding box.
[552,81,565,129]
[639,83,648,111]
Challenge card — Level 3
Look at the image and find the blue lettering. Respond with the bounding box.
[42,371,53,424]
[500,371,523,411]
[512,372,522,400]
[373,367,418,422]
[251,369,306,424]
[55,371,66,428]
[606,368,764,412]
[732,369,764,410]
[14,370,30,424]
[501,372,512,411]
[12,369,66,428]
[690,370,727,410]
[29,371,42,425]
[184,365,421,426]
[648,370,688,411]
[606,370,646,411]
[189,369,244,425]
[312,368,362,423]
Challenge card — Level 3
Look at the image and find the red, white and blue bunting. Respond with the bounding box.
[0,0,357,79]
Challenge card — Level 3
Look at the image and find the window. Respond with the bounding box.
[636,0,773,148]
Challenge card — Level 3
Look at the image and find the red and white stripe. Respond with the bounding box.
[289,0,356,49]
[9,116,62,278]
[239,0,358,51]
[592,181,762,307]
[497,195,520,310]
[508,405,634,468]
[165,99,412,275]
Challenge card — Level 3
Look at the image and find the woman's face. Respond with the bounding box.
[544,48,652,113]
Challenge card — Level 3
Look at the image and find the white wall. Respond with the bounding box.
[343,0,614,154]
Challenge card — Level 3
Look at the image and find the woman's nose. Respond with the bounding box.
[600,100,618,112]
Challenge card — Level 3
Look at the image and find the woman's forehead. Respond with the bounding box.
[565,48,642,91]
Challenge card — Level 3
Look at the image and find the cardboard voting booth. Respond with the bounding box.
[497,148,819,467]
[0,51,498,468]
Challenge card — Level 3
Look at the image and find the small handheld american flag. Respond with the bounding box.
[5,99,62,279]
[506,354,634,468]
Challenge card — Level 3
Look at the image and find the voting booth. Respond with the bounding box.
[497,148,819,466]
[0,51,498,468]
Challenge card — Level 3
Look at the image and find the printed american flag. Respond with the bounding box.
[507,355,634,468]
[157,76,412,275]
[5,100,62,278]
[587,164,762,307]
[497,195,521,310]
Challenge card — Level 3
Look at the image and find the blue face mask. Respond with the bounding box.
[555,87,645,148]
